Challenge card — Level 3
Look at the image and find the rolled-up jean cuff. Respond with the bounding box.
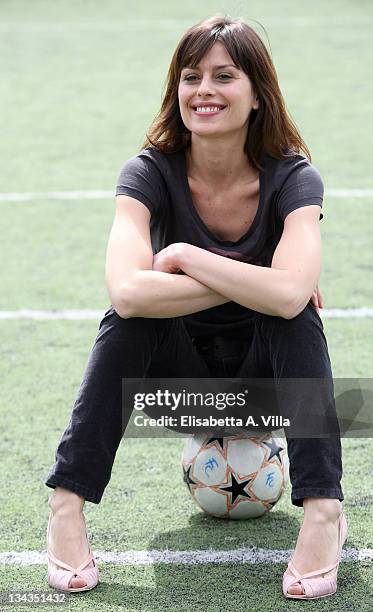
[45,475,102,504]
[291,487,344,507]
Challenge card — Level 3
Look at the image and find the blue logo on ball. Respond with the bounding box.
[204,458,218,477]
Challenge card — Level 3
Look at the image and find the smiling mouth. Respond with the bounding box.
[192,106,227,116]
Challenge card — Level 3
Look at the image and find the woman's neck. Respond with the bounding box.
[186,137,257,189]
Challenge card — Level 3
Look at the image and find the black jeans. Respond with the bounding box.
[45,303,344,507]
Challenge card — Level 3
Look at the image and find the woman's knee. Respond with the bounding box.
[260,303,323,338]
[259,304,332,377]
[97,305,174,342]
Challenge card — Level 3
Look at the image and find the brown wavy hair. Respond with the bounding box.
[140,14,311,170]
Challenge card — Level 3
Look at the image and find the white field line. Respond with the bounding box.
[0,308,373,320]
[0,190,113,202]
[0,547,372,566]
[0,189,373,202]
[0,310,105,320]
[0,17,372,32]
[321,308,373,319]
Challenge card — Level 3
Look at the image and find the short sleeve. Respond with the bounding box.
[276,159,324,222]
[115,150,167,218]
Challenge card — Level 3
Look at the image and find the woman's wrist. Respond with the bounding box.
[174,242,197,272]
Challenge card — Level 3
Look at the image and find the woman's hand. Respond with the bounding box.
[152,243,187,274]
[310,285,324,312]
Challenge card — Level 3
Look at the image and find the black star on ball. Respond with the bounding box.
[182,465,197,492]
[206,436,225,451]
[220,473,253,505]
[263,438,284,464]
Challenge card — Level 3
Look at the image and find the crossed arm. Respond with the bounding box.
[122,204,322,320]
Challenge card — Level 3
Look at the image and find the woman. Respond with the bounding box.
[45,15,347,601]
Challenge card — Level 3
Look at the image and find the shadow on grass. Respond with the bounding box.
[77,511,363,611]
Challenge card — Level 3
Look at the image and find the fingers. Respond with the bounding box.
[317,287,324,308]
[310,289,318,308]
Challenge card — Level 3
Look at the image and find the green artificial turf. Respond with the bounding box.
[0,1,372,611]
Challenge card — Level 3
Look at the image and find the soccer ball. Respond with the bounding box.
[181,431,289,519]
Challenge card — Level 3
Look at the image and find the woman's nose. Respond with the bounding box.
[197,76,215,96]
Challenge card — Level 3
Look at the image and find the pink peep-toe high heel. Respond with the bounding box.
[283,511,347,600]
[47,513,99,593]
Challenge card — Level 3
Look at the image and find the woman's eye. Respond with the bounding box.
[183,74,232,81]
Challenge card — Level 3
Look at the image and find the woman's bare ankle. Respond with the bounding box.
[48,487,85,515]
[303,497,342,520]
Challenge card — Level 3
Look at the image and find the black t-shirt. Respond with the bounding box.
[115,146,324,338]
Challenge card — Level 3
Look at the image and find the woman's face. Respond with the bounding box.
[178,41,259,140]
